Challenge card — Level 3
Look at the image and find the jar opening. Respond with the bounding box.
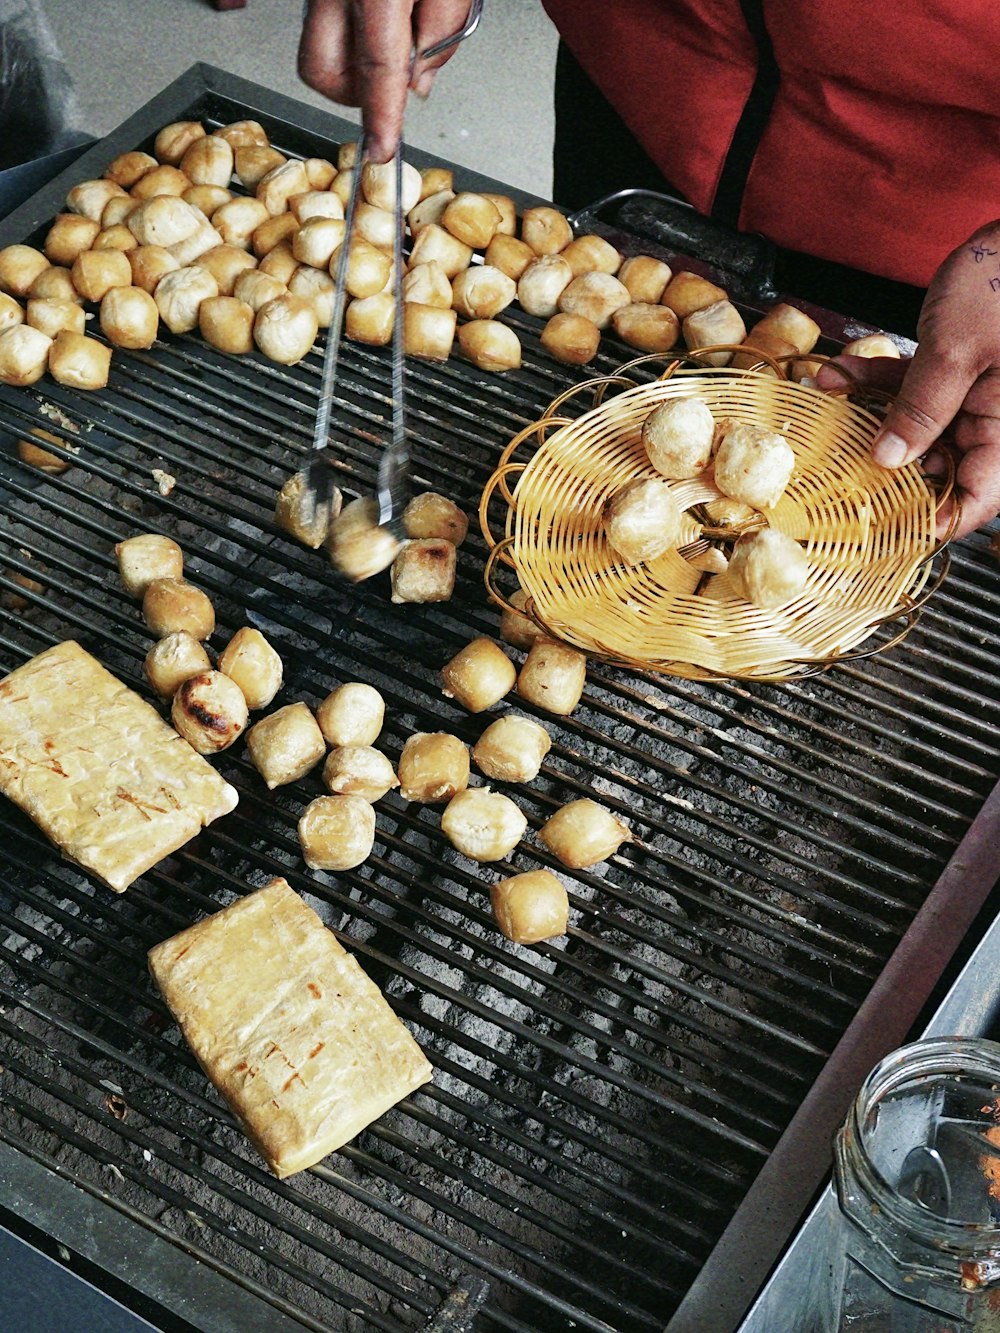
[847,1039,1000,1243]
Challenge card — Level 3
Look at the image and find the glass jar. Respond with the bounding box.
[829,1037,1000,1332]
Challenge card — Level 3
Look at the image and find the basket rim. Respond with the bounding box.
[479,356,948,683]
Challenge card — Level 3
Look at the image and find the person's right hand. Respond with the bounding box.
[298,0,475,163]
[816,220,1000,541]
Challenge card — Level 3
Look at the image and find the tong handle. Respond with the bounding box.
[315,127,369,452]
[375,0,484,530]
[376,145,409,530]
[420,0,483,61]
[313,0,485,531]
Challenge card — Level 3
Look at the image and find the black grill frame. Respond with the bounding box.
[0,64,998,1333]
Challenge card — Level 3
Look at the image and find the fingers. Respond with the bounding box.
[353,0,419,162]
[939,442,1000,538]
[299,0,416,162]
[869,340,975,469]
[940,371,1000,537]
[299,0,355,103]
[411,0,478,97]
[815,353,909,396]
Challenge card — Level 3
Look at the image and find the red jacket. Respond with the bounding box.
[541,0,1000,287]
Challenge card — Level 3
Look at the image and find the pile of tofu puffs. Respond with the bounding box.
[0,115,902,392]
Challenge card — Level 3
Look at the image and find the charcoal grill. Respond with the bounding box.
[1,65,999,1333]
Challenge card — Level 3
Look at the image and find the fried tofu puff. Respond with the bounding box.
[728,528,810,609]
[322,746,399,801]
[441,786,527,861]
[441,637,516,713]
[246,702,326,788]
[297,794,376,870]
[641,396,715,480]
[713,422,795,510]
[603,478,683,565]
[144,631,212,701]
[142,577,215,640]
[517,641,587,716]
[216,627,283,710]
[390,539,457,603]
[491,870,569,943]
[538,798,631,869]
[473,715,551,783]
[171,670,249,753]
[116,533,184,598]
[397,732,469,803]
[316,682,385,747]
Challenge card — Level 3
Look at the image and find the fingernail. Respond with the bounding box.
[873,431,908,468]
[413,70,435,100]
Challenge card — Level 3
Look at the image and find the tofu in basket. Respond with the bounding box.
[148,876,434,1178]
[0,640,238,892]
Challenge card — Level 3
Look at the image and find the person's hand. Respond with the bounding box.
[298,0,474,163]
[816,220,1000,540]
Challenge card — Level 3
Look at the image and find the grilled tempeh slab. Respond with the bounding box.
[148,876,434,1178]
[0,640,238,891]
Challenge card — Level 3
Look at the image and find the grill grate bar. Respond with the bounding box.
[855,640,1000,714]
[618,671,989,816]
[346,811,861,1017]
[6,1012,668,1331]
[939,555,1000,613]
[0,661,885,1066]
[832,663,1000,745]
[204,730,876,1000]
[0,1127,345,1333]
[169,831,778,1159]
[0,551,890,1018]
[123,883,777,1184]
[424,1071,720,1247]
[522,741,920,921]
[925,603,1000,654]
[557,701,957,863]
[115,339,550,491]
[367,1119,688,1309]
[2,1075,419,1333]
[4,1046,637,1333]
[5,437,986,895]
[417,1037,730,1223]
[0,961,725,1257]
[2,840,777,1186]
[198,810,841,1057]
[9,378,1000,810]
[3,809,807,1111]
[546,720,929,904]
[405,1089,713,1258]
[117,862,775,1186]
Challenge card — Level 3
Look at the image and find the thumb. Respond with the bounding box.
[871,343,970,468]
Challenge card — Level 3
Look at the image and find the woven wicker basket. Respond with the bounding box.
[480,352,949,682]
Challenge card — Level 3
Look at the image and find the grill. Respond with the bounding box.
[1,65,1000,1333]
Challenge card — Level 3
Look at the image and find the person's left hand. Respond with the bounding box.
[816,219,1000,540]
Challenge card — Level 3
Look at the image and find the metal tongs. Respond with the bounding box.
[302,0,484,540]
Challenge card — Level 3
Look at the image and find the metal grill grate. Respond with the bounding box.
[1,66,999,1333]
